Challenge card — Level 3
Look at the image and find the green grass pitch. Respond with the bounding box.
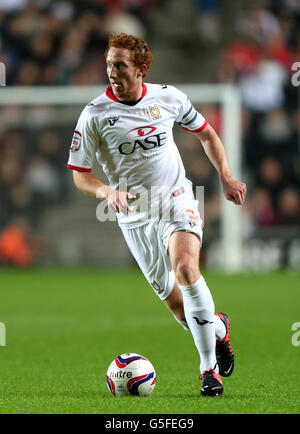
[0,267,299,414]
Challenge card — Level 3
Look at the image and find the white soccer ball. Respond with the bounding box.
[106,352,156,397]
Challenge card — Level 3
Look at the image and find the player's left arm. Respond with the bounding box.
[194,122,247,205]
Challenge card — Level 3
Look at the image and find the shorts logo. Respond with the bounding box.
[70,130,82,152]
[151,281,164,296]
[184,208,199,227]
[148,104,161,120]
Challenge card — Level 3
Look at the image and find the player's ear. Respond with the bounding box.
[138,64,147,78]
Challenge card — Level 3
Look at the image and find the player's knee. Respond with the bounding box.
[174,258,199,285]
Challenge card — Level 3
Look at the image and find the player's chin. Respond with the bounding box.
[112,83,123,92]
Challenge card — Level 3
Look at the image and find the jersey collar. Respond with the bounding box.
[105,83,147,104]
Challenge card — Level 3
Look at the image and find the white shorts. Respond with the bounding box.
[120,194,203,301]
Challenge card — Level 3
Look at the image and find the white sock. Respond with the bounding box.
[173,311,226,341]
[179,275,217,372]
[214,315,226,341]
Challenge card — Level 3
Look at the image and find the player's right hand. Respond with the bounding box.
[96,186,136,214]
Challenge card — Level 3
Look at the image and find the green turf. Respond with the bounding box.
[0,267,299,414]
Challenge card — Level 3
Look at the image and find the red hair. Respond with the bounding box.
[105,33,153,78]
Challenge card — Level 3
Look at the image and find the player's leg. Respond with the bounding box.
[120,221,228,393]
[163,282,190,331]
[164,281,227,338]
[164,269,234,380]
[168,231,216,369]
[168,230,223,395]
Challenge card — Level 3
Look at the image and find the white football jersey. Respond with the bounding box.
[67,83,207,227]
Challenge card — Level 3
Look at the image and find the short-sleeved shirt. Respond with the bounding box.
[67,83,207,228]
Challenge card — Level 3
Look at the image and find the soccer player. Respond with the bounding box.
[67,33,246,396]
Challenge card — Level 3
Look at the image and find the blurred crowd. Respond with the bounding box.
[0,0,162,266]
[0,125,69,265]
[0,0,299,267]
[182,0,300,234]
[225,0,300,231]
[0,0,161,86]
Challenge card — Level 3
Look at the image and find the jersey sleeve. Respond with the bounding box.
[173,87,207,133]
[67,106,98,172]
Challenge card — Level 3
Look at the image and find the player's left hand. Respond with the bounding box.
[221,175,247,205]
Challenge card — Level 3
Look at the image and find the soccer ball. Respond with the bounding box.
[106,352,156,397]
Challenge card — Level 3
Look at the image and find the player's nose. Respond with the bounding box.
[109,65,118,78]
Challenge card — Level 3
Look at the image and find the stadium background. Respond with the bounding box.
[0,0,299,270]
[0,0,300,415]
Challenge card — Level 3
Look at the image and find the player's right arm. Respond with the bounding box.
[68,106,134,214]
[72,171,135,214]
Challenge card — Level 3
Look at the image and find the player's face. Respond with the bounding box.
[106,47,144,101]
